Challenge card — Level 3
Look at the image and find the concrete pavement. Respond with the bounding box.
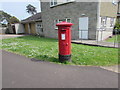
[2,50,118,88]
[72,40,118,48]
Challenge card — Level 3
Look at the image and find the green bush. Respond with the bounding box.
[5,28,10,34]
[113,19,120,35]
[115,20,120,29]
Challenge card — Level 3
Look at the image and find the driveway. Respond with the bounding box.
[2,50,118,88]
[0,34,26,39]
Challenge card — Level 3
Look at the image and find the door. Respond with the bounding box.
[79,17,89,39]
[30,23,36,34]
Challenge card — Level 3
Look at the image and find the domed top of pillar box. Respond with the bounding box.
[56,21,73,27]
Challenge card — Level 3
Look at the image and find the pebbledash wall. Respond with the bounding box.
[40,1,117,40]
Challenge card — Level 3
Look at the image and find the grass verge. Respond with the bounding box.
[106,35,120,43]
[1,36,119,66]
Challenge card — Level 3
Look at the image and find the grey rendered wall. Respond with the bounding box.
[41,1,98,40]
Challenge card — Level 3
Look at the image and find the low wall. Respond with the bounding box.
[97,30,113,41]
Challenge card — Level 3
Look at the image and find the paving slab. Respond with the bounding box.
[100,65,119,73]
[2,50,118,88]
[72,40,118,48]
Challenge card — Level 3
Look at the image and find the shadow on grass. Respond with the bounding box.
[31,54,72,65]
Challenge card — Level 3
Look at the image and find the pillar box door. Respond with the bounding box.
[56,21,73,62]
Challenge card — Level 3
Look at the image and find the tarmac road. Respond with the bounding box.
[2,50,118,88]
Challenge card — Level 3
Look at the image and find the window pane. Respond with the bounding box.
[59,20,63,22]
[54,20,58,29]
[54,0,57,5]
[66,0,70,2]
[110,18,114,27]
[62,19,66,22]
[51,0,54,6]
[101,17,107,27]
[67,19,71,22]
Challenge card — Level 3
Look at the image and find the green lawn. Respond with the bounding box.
[106,35,120,43]
[1,36,119,66]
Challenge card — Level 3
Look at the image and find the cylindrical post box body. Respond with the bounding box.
[56,21,73,62]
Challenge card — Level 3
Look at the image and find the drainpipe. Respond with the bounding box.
[96,0,101,44]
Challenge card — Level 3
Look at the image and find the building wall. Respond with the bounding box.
[15,23,25,34]
[117,2,120,22]
[41,2,99,40]
[0,27,7,34]
[117,1,120,14]
[8,24,14,34]
[100,2,117,17]
[96,2,118,41]
[97,30,113,41]
[24,24,29,34]
[97,16,116,41]
[30,23,36,34]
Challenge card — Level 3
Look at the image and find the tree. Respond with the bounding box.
[0,10,19,24]
[0,10,11,24]
[0,10,20,34]
[113,19,120,35]
[26,4,37,15]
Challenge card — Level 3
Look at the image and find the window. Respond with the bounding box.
[37,23,42,28]
[50,0,75,7]
[66,18,71,22]
[36,22,43,33]
[112,0,117,5]
[50,0,58,7]
[54,18,71,29]
[66,0,70,1]
[101,17,107,27]
[110,18,114,27]
[54,20,58,29]
[59,19,65,23]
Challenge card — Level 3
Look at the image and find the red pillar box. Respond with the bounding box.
[56,21,73,62]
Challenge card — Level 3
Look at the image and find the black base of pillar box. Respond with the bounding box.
[59,54,71,63]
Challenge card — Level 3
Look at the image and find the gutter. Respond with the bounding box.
[21,19,42,24]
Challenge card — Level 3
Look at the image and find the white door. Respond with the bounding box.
[79,17,89,39]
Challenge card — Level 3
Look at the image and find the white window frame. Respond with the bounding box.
[37,23,43,28]
[50,0,75,7]
[54,18,71,30]
[112,0,117,5]
[36,22,43,33]
[54,20,59,29]
[50,0,58,7]
[101,17,107,27]
[110,18,114,27]
[66,0,70,1]
[66,18,71,23]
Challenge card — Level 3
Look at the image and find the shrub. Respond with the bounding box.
[113,19,120,35]
[5,28,10,34]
